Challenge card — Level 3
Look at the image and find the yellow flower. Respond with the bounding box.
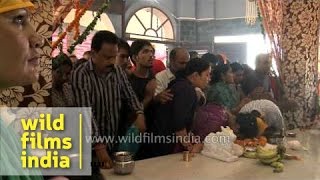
[289,1,305,15]
[287,47,302,63]
[39,56,52,83]
[288,24,302,39]
[0,87,24,107]
[16,102,46,122]
[282,36,292,51]
[298,10,311,28]
[301,33,315,48]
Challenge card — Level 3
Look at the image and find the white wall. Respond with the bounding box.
[176,0,195,18]
[215,0,246,19]
[197,0,215,19]
[157,0,176,14]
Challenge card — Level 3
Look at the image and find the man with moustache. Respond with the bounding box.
[72,31,145,178]
[123,40,156,159]
[129,39,156,108]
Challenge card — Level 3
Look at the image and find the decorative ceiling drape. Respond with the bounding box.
[53,0,74,32]
[258,0,320,128]
[257,0,284,81]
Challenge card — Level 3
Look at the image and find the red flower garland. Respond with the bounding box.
[73,0,81,40]
[52,0,94,49]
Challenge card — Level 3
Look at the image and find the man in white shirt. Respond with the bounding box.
[154,48,190,103]
[239,99,285,136]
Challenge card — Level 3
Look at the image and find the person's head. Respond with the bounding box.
[255,53,271,75]
[83,51,91,60]
[74,58,87,70]
[242,64,254,77]
[212,64,233,84]
[52,54,73,86]
[216,54,226,65]
[189,51,199,59]
[183,58,211,90]
[91,30,119,67]
[115,38,130,70]
[169,47,190,73]
[236,111,268,138]
[230,62,244,84]
[130,39,154,69]
[236,113,259,138]
[201,53,218,68]
[69,55,77,63]
[0,0,44,88]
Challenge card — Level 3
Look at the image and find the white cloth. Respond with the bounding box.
[239,99,284,133]
[154,69,175,96]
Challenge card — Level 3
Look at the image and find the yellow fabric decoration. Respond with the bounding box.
[0,0,34,14]
[256,117,268,136]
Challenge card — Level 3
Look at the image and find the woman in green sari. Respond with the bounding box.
[0,1,48,179]
[206,64,251,114]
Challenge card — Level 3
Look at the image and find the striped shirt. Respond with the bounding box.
[71,60,143,149]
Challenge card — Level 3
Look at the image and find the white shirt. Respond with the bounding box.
[155,69,175,96]
[154,69,206,105]
[239,99,284,133]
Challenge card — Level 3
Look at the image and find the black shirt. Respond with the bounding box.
[149,78,198,156]
[129,73,154,102]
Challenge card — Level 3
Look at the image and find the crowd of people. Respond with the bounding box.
[51,30,298,179]
[0,0,304,179]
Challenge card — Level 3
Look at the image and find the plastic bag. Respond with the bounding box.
[201,126,244,162]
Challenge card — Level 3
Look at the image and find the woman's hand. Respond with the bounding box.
[190,143,204,153]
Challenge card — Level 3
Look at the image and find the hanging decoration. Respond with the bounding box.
[257,0,284,81]
[67,2,109,54]
[53,0,73,32]
[58,24,64,52]
[73,0,81,40]
[245,0,258,25]
[256,4,265,39]
[51,0,94,50]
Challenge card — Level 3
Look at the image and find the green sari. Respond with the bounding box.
[0,118,43,180]
[206,82,238,110]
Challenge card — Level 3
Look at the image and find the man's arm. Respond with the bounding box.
[154,73,166,96]
[154,73,174,104]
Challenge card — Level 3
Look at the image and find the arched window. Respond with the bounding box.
[126,7,174,42]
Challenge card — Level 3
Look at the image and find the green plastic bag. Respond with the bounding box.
[118,125,140,155]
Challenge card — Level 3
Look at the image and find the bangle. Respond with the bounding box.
[136,111,144,115]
